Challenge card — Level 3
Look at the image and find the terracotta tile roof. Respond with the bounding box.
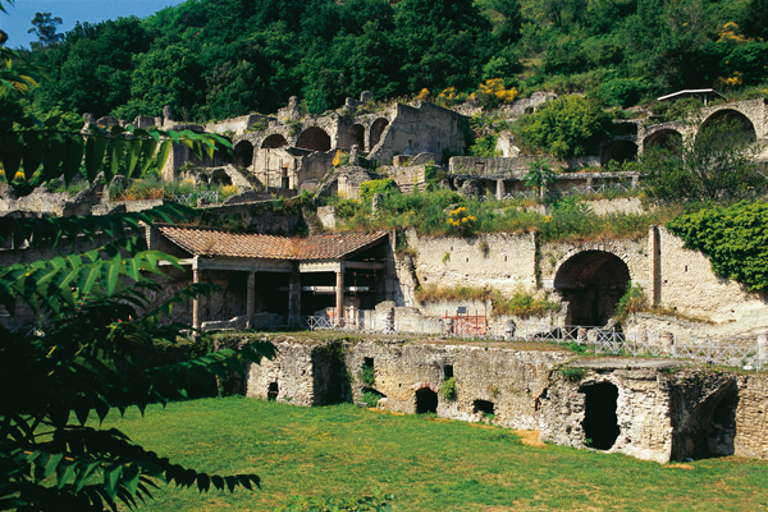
[157,226,387,261]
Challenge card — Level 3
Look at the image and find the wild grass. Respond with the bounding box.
[98,397,768,512]
[328,189,680,243]
[414,285,562,318]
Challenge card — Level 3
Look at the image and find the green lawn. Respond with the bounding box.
[102,397,768,512]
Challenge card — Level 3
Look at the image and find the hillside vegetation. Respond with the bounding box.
[14,0,768,122]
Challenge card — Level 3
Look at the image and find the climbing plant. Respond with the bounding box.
[666,201,768,293]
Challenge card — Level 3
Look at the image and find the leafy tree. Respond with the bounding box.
[28,12,64,47]
[513,95,611,159]
[741,0,768,40]
[641,118,763,202]
[0,35,274,510]
[523,157,556,200]
[118,44,204,120]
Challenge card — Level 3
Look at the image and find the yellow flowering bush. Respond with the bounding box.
[221,184,238,197]
[436,87,467,107]
[447,206,477,235]
[415,88,431,102]
[472,78,518,109]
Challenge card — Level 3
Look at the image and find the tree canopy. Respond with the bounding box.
[17,0,765,122]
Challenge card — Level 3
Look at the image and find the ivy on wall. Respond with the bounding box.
[666,201,768,293]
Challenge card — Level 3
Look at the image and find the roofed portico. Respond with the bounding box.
[153,227,389,329]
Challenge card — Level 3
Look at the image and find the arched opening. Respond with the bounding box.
[369,118,389,149]
[296,127,331,152]
[415,388,438,414]
[601,140,637,166]
[581,382,620,450]
[644,129,683,156]
[349,124,364,149]
[671,381,739,460]
[209,168,233,186]
[473,399,495,418]
[261,134,288,149]
[233,140,254,168]
[699,110,756,144]
[554,251,630,326]
[268,382,279,401]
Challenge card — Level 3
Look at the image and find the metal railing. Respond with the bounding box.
[295,315,766,369]
[171,190,222,206]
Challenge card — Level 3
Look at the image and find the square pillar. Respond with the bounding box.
[335,267,344,327]
[288,264,301,326]
[192,268,202,330]
[246,271,255,329]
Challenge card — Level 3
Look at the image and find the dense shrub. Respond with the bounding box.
[513,96,611,159]
[666,201,768,292]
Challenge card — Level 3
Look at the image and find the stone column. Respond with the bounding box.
[496,179,505,200]
[192,268,201,330]
[758,333,768,368]
[288,264,301,325]
[246,271,255,329]
[649,226,661,306]
[335,267,345,327]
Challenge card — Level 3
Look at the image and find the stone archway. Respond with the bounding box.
[415,387,438,414]
[233,140,254,168]
[296,127,331,152]
[369,118,389,149]
[601,140,637,166]
[554,251,630,326]
[644,129,683,156]
[349,124,364,149]
[262,134,288,149]
[699,109,756,144]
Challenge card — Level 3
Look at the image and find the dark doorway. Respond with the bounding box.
[554,251,630,326]
[268,382,279,401]
[671,380,739,460]
[349,124,364,149]
[369,118,389,149]
[233,140,254,168]
[416,388,438,414]
[601,140,637,166]
[312,341,351,406]
[581,382,620,450]
[473,399,495,416]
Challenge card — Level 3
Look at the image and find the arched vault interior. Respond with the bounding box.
[554,251,630,326]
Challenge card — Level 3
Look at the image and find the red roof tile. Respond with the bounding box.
[157,226,387,261]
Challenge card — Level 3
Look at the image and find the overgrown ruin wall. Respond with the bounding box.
[240,337,768,463]
[399,227,768,336]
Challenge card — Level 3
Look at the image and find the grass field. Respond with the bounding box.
[102,397,768,512]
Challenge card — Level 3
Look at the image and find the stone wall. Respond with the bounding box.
[734,373,768,458]
[242,336,768,463]
[344,340,571,430]
[656,226,768,334]
[369,101,467,163]
[405,230,538,295]
[246,340,316,405]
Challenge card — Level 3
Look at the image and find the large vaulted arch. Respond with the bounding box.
[296,127,331,152]
[554,251,630,326]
